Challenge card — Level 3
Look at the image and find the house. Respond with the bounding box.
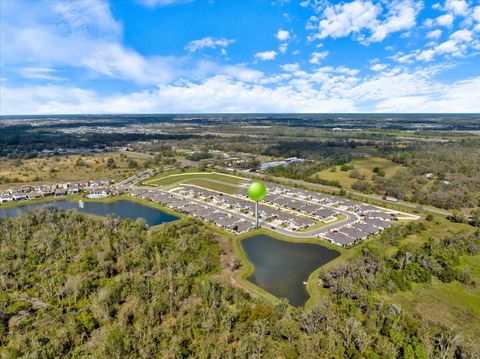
[367,212,397,221]
[313,208,335,219]
[68,186,80,194]
[233,221,255,233]
[364,218,393,229]
[27,192,43,200]
[340,227,368,241]
[55,189,67,197]
[0,195,13,204]
[12,192,27,202]
[324,232,355,247]
[351,223,380,236]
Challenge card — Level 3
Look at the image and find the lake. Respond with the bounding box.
[0,199,179,226]
[241,234,340,306]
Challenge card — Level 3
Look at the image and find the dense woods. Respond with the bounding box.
[1,209,479,358]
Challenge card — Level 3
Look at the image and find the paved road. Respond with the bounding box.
[222,168,451,216]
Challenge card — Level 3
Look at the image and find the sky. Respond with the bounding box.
[0,0,479,114]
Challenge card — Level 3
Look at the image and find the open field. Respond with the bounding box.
[311,156,404,189]
[144,171,246,186]
[388,274,480,343]
[177,179,241,194]
[0,151,151,188]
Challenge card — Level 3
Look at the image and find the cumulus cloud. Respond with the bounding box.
[309,51,329,64]
[185,37,235,52]
[436,13,454,27]
[397,28,476,62]
[281,63,300,72]
[473,6,480,22]
[444,0,468,16]
[278,43,288,53]
[370,63,387,71]
[306,0,422,44]
[254,50,278,61]
[2,67,479,114]
[276,29,290,41]
[426,29,442,38]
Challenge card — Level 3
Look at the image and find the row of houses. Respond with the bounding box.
[324,217,394,247]
[0,179,114,204]
[130,188,255,234]
[259,182,398,221]
[176,186,316,231]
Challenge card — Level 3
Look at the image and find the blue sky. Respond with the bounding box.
[1,0,479,114]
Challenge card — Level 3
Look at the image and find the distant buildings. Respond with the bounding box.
[259,157,305,171]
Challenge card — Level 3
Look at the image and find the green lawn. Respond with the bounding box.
[311,156,404,189]
[179,179,241,194]
[144,171,246,186]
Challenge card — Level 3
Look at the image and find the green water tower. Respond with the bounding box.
[247,181,267,229]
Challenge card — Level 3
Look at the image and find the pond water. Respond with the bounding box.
[241,234,340,307]
[0,199,179,226]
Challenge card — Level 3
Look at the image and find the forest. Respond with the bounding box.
[1,209,479,358]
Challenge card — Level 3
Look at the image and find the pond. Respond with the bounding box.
[0,199,179,226]
[241,234,340,307]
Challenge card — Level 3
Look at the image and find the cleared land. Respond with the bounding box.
[0,152,151,188]
[311,156,404,189]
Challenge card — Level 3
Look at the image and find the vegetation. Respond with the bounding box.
[1,209,479,357]
[0,152,152,187]
[144,171,245,187]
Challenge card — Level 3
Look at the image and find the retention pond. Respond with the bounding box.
[241,234,340,306]
[0,199,179,226]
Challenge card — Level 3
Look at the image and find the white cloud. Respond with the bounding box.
[276,29,290,41]
[369,0,422,42]
[309,51,329,64]
[444,0,468,16]
[53,0,122,39]
[254,50,278,61]
[370,63,387,71]
[281,63,300,72]
[426,29,442,38]
[436,14,454,27]
[138,0,194,7]
[185,37,235,52]
[307,0,422,44]
[3,68,479,114]
[18,67,64,81]
[474,6,480,22]
[397,28,476,62]
[279,43,289,54]
[312,1,381,40]
[0,0,248,86]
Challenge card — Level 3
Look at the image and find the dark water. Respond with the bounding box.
[0,199,179,226]
[241,234,340,306]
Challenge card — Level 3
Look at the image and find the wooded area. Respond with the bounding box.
[1,209,479,357]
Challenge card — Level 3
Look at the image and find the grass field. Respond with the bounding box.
[178,179,241,194]
[388,276,480,343]
[311,156,403,189]
[144,171,246,186]
[0,151,151,188]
